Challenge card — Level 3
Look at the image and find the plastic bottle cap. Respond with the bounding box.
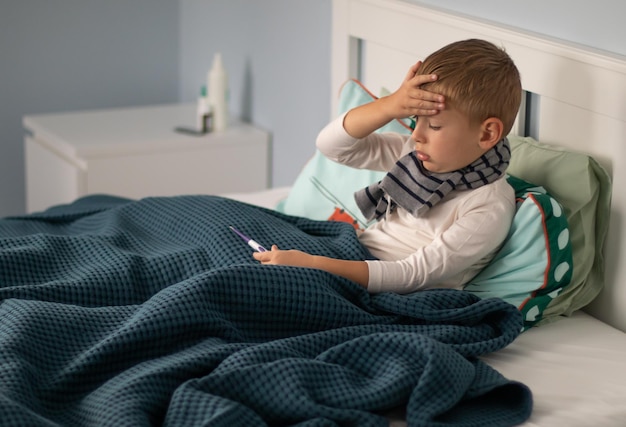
[213,53,223,68]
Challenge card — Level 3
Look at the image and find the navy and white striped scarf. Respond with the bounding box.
[354,137,511,221]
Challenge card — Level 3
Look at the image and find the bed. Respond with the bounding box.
[1,0,624,426]
[232,0,626,425]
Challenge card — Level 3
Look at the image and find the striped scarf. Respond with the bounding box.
[354,138,511,221]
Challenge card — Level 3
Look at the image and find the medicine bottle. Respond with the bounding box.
[207,53,229,131]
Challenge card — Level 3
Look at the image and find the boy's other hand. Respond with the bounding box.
[253,245,313,268]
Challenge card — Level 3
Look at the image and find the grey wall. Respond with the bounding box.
[179,0,626,190]
[3,0,625,216]
[412,0,626,57]
[178,0,332,188]
[0,0,179,216]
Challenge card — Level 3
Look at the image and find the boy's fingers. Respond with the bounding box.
[405,60,423,80]
[412,88,445,105]
[410,73,438,87]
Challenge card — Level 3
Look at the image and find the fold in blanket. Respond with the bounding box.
[0,195,531,426]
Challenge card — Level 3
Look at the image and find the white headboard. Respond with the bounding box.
[331,0,626,331]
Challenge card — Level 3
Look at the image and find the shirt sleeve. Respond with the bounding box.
[365,185,515,293]
[316,113,409,171]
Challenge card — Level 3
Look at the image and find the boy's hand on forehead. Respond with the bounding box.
[390,61,445,118]
[342,61,445,139]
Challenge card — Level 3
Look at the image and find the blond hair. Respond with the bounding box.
[418,39,522,135]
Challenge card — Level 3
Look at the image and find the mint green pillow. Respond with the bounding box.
[465,175,573,330]
[275,79,412,229]
[506,136,611,322]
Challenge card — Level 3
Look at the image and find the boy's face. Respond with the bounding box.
[410,107,486,173]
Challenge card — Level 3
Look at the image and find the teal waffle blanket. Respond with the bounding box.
[0,195,531,426]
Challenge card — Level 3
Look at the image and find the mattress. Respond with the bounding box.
[225,187,626,427]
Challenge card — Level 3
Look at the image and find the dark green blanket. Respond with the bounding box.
[0,195,531,426]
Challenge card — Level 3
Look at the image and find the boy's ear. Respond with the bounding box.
[478,118,504,149]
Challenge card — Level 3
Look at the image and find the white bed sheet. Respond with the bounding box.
[220,186,291,210]
[387,312,626,426]
[223,187,626,426]
[484,311,626,426]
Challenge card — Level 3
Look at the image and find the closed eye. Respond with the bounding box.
[410,116,441,131]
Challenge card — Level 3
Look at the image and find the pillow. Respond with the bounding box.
[465,175,573,330]
[275,79,412,229]
[505,135,611,322]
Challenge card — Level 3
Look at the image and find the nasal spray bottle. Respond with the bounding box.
[207,53,229,132]
[196,85,211,133]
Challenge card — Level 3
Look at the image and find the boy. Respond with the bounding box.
[255,39,522,293]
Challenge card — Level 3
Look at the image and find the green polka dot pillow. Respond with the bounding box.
[465,175,573,330]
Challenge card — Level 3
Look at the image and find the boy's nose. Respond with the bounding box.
[411,125,425,143]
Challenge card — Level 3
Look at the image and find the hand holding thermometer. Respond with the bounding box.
[229,226,268,252]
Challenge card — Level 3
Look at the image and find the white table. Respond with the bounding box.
[23,103,271,213]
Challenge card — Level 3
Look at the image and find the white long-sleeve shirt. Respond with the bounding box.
[316,114,515,293]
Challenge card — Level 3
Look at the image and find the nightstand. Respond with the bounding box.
[23,103,271,213]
